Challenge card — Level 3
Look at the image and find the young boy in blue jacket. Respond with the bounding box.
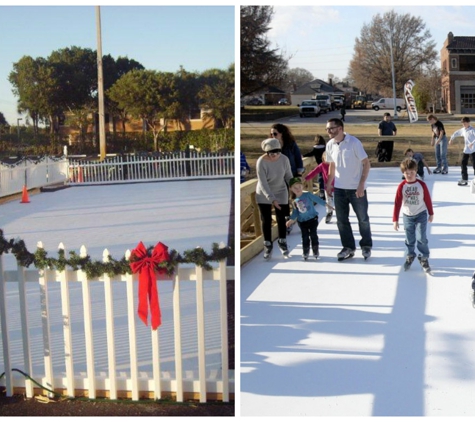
[285,177,332,260]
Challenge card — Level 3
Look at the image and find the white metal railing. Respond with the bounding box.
[68,152,235,185]
[0,157,69,198]
[0,245,234,402]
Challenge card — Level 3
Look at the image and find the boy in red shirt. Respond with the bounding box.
[393,159,434,272]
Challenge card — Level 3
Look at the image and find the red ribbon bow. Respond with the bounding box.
[130,241,170,330]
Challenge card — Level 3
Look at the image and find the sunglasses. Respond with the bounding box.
[270,131,279,136]
[267,150,281,157]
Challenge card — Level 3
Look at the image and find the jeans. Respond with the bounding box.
[434,136,448,170]
[402,211,430,258]
[334,188,373,250]
[297,216,319,254]
[461,152,475,180]
[258,203,290,243]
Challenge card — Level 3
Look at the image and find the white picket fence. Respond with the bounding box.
[0,244,234,402]
[0,151,235,197]
[0,157,69,198]
[68,151,235,185]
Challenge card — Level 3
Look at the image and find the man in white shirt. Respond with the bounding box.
[449,117,475,186]
[325,118,373,261]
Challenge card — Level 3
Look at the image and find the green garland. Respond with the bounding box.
[0,229,233,279]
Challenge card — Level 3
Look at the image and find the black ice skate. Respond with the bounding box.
[362,247,371,260]
[404,255,415,271]
[337,247,355,261]
[263,241,273,260]
[418,255,431,273]
[325,211,333,224]
[277,238,290,258]
[302,249,309,261]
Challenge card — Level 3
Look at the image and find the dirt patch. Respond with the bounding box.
[0,394,234,416]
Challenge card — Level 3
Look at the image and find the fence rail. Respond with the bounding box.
[69,152,235,185]
[0,246,234,402]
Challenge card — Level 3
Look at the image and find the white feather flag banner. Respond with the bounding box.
[404,79,418,123]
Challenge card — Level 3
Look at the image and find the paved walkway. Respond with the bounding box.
[241,167,475,416]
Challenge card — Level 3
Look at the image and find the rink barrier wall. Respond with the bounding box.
[68,151,235,185]
[0,151,235,198]
[0,157,69,198]
[0,245,235,402]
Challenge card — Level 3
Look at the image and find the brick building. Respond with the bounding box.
[441,32,475,114]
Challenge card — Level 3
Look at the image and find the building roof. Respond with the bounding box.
[293,78,344,95]
[446,36,475,51]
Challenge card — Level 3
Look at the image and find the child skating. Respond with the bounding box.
[304,151,334,223]
[393,159,434,273]
[285,177,331,260]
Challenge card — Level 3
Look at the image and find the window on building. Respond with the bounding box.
[451,58,457,69]
[459,55,475,71]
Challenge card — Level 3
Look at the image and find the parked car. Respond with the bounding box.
[246,98,264,105]
[333,95,345,109]
[371,97,406,112]
[277,98,289,106]
[317,99,330,113]
[299,100,321,118]
[315,94,335,111]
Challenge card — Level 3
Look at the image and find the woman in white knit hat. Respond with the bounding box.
[256,137,293,259]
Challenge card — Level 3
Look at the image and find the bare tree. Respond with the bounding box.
[285,68,315,92]
[349,10,437,96]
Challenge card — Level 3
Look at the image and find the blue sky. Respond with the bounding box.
[268,5,475,83]
[0,4,234,125]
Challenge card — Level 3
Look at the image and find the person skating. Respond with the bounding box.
[448,117,475,186]
[285,177,331,260]
[393,158,434,273]
[325,118,373,261]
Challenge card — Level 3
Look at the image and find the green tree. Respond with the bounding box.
[240,6,288,96]
[199,64,235,129]
[349,10,437,96]
[107,69,180,151]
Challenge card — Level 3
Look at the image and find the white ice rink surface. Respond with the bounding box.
[241,167,475,417]
[1,179,232,376]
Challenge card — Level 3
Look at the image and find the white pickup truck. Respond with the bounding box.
[299,100,321,118]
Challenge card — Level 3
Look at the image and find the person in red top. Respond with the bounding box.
[393,158,434,272]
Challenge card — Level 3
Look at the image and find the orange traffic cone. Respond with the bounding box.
[20,185,30,203]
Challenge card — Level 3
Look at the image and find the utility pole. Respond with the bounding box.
[96,6,106,160]
[389,29,398,120]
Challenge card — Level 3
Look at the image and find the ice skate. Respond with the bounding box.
[337,247,355,261]
[263,241,273,260]
[403,255,415,271]
[458,179,468,186]
[302,249,309,261]
[313,249,320,260]
[277,238,290,258]
[325,211,333,224]
[418,255,431,273]
[362,247,371,260]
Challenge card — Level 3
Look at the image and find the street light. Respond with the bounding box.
[17,118,22,142]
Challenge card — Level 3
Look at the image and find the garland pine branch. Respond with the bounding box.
[1,229,233,279]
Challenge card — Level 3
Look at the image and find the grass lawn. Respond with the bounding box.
[241,114,466,179]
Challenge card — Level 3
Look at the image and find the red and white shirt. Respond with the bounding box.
[393,179,434,221]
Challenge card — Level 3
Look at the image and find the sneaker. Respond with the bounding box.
[263,241,273,260]
[458,179,468,186]
[362,247,371,260]
[404,255,415,271]
[433,168,441,174]
[441,169,448,174]
[418,255,431,273]
[277,238,289,257]
[337,247,355,261]
[325,211,333,224]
